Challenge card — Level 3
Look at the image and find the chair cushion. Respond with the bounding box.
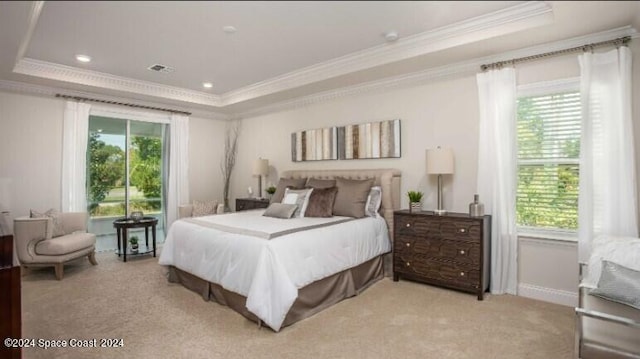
[591,260,640,310]
[192,200,218,217]
[30,208,65,237]
[36,232,96,256]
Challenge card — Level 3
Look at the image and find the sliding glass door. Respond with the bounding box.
[87,115,166,251]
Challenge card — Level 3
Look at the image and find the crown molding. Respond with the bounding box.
[13,58,223,107]
[220,1,553,106]
[15,1,44,65]
[0,79,230,121]
[236,26,636,119]
[12,1,552,109]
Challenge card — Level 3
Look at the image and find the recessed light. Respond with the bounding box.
[223,25,237,34]
[384,31,399,42]
[203,82,213,89]
[76,54,92,63]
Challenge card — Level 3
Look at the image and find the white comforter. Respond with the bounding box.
[158,210,390,331]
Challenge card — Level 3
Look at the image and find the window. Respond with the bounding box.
[516,83,581,233]
[87,114,167,251]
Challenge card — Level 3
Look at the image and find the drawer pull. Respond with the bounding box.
[459,250,465,255]
[460,272,465,276]
[405,243,411,247]
[406,223,411,228]
[459,228,466,233]
[406,262,411,267]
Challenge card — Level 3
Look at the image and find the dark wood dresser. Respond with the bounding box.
[1,234,21,359]
[235,198,270,212]
[393,210,491,300]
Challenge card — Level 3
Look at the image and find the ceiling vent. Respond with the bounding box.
[147,64,175,74]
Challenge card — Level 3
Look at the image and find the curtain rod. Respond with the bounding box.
[480,36,631,71]
[55,94,192,116]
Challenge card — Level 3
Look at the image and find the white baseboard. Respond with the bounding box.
[518,283,578,307]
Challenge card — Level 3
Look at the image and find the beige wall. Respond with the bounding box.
[0,91,226,217]
[231,43,640,305]
[0,92,64,216]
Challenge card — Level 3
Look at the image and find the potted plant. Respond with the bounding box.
[407,190,424,213]
[129,235,139,254]
[266,186,277,200]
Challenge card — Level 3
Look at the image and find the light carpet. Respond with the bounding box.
[21,251,575,359]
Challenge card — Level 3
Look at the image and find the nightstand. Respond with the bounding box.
[393,210,491,300]
[235,198,270,212]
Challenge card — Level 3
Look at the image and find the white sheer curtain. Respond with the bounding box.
[165,114,190,227]
[61,101,91,212]
[578,46,638,262]
[476,68,518,295]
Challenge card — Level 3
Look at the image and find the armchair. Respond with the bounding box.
[14,212,97,280]
[575,236,640,358]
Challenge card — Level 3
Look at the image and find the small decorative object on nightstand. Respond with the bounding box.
[393,210,491,300]
[129,236,139,254]
[266,186,277,201]
[407,190,423,213]
[469,194,484,217]
[130,211,143,222]
[236,198,270,212]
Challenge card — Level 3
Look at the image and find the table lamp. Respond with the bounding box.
[253,158,269,198]
[426,147,454,215]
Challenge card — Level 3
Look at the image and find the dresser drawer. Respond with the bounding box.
[394,257,480,289]
[395,215,439,238]
[439,219,482,241]
[394,237,480,265]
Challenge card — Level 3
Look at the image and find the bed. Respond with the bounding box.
[159,169,401,331]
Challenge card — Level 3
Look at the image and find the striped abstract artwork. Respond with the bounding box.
[291,127,338,161]
[338,119,401,159]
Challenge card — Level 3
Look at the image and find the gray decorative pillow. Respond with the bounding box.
[306,178,336,189]
[271,178,307,204]
[333,177,374,218]
[365,186,382,217]
[305,187,338,218]
[282,188,313,218]
[30,208,65,237]
[192,200,218,217]
[590,260,640,310]
[262,203,298,219]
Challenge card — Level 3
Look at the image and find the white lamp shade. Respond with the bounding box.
[426,148,454,174]
[253,158,269,176]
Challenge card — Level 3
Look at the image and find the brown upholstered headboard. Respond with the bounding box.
[280,169,402,239]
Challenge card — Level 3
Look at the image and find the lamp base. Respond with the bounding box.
[433,209,447,216]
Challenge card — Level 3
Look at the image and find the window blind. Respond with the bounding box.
[516,91,581,230]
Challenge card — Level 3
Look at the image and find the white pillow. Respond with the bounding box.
[365,186,382,217]
[283,188,313,218]
[584,235,640,288]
